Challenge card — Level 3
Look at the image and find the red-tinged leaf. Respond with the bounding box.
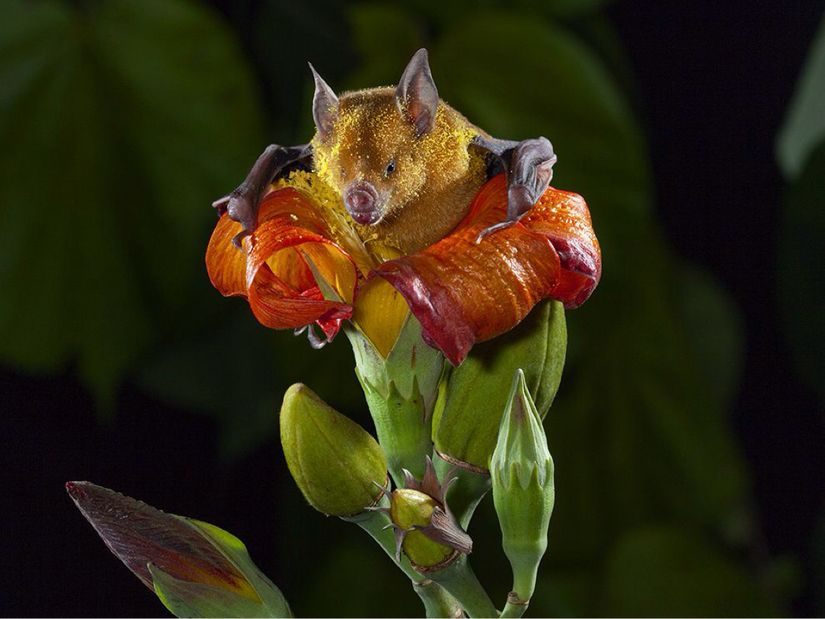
[66,481,257,601]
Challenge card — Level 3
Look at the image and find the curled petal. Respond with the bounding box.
[206,187,356,338]
[376,174,600,365]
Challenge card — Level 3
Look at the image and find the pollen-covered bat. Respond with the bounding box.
[212,49,557,254]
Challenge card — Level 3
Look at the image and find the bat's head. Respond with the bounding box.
[310,49,462,227]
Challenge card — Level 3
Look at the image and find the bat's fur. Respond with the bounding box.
[312,87,488,255]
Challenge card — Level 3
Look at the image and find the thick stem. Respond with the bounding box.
[364,384,433,485]
[426,556,498,618]
[346,324,444,485]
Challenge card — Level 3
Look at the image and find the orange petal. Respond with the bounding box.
[206,211,247,297]
[206,187,357,338]
[375,174,600,365]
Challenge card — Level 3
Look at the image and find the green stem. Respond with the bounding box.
[343,508,463,617]
[414,580,464,618]
[500,595,529,618]
[427,556,498,618]
[363,382,433,485]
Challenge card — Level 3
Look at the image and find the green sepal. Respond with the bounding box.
[280,383,388,516]
[347,314,444,407]
[188,520,292,615]
[150,562,289,618]
[434,300,566,470]
[491,371,556,603]
[347,316,444,483]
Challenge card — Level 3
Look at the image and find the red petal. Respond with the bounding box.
[376,175,600,365]
[206,187,356,337]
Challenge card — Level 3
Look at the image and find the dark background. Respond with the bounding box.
[3,0,824,616]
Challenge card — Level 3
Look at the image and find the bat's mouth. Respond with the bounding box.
[344,181,383,225]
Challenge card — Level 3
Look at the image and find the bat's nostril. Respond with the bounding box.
[346,190,374,211]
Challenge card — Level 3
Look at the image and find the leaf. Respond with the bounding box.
[150,565,274,619]
[0,0,264,405]
[675,262,744,409]
[777,14,825,179]
[66,481,291,618]
[778,139,825,402]
[603,526,779,616]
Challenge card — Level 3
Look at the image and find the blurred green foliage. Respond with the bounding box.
[0,0,262,406]
[0,0,809,616]
[777,16,825,406]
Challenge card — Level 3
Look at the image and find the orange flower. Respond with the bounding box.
[206,173,600,365]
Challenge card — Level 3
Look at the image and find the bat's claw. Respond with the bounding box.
[231,229,252,249]
[211,194,231,214]
[475,219,518,244]
[294,324,331,349]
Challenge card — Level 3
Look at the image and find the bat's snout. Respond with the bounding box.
[344,181,382,225]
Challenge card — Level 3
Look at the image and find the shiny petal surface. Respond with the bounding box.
[206,187,356,337]
[376,174,600,365]
[351,277,411,358]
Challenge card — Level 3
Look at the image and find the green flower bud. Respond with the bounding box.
[385,458,473,572]
[491,370,555,606]
[434,300,566,471]
[391,489,455,569]
[280,383,387,516]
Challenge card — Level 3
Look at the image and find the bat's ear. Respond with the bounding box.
[396,48,439,138]
[309,63,339,139]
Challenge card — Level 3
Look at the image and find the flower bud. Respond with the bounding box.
[386,458,473,571]
[434,300,566,471]
[280,383,387,516]
[390,489,455,569]
[66,482,291,618]
[490,370,555,605]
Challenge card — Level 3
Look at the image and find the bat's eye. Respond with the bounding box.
[384,159,396,177]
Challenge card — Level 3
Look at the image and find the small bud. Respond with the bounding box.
[434,300,565,471]
[391,489,455,568]
[280,383,388,516]
[386,458,472,571]
[490,370,555,605]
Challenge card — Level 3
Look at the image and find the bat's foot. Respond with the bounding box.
[294,324,330,349]
[213,186,258,250]
[212,142,313,250]
[211,194,231,212]
[472,135,557,243]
